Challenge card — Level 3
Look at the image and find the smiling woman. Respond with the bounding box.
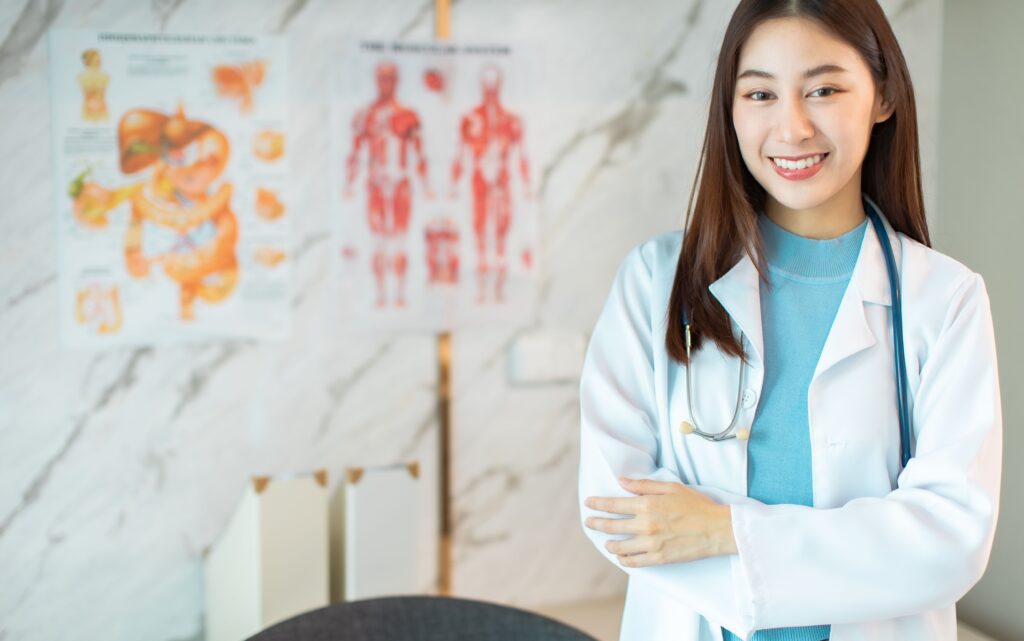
[731,18,894,239]
[578,1,1001,641]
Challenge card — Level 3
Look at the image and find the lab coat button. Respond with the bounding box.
[741,388,757,408]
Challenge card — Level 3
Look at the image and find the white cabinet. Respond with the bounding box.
[202,471,330,641]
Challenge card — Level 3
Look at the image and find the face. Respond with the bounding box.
[732,17,893,215]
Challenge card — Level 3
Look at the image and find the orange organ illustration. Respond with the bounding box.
[255,186,285,220]
[78,48,109,122]
[424,217,459,284]
[211,59,267,114]
[69,103,239,321]
[253,129,284,161]
[75,284,123,334]
[254,246,286,267]
[343,60,434,308]
[449,63,533,304]
[68,168,139,228]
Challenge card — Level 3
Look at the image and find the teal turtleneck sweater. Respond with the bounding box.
[722,211,868,641]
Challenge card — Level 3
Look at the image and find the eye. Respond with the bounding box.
[811,86,840,97]
[745,90,773,102]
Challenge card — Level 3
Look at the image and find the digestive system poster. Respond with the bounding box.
[48,29,289,347]
[330,38,540,333]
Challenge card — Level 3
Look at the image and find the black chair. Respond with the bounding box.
[246,594,600,641]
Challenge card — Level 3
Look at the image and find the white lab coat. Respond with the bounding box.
[577,203,1002,641]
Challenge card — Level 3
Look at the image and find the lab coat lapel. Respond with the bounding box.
[706,196,898,380]
[813,200,897,380]
[707,252,764,368]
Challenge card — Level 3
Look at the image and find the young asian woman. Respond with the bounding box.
[578,2,1002,640]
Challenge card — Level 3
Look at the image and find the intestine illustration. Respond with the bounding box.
[68,103,239,321]
[75,283,123,334]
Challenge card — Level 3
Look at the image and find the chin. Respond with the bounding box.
[773,194,828,212]
[762,181,837,212]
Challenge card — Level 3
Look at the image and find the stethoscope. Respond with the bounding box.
[678,198,913,469]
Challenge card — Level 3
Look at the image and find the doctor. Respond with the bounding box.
[578,1,1002,641]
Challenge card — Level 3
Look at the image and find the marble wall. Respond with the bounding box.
[0,1,943,639]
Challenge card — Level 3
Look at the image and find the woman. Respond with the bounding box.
[578,2,1002,640]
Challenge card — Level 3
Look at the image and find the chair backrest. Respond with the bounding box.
[246,594,600,641]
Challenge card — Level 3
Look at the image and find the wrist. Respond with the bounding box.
[715,504,739,556]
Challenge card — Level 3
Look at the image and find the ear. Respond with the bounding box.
[874,91,895,124]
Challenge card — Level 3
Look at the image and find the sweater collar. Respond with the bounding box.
[757,210,868,282]
[708,192,899,372]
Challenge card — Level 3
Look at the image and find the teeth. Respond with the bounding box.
[772,154,825,170]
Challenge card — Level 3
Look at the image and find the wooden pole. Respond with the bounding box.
[435,0,453,597]
[436,0,451,40]
[437,332,452,596]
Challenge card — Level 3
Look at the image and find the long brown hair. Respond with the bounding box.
[667,0,931,366]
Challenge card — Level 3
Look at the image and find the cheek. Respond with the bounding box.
[819,107,872,151]
[731,110,764,162]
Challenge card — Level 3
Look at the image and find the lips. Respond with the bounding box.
[769,152,827,161]
[769,152,829,180]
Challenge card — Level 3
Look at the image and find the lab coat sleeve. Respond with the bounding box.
[578,244,760,636]
[729,271,1003,630]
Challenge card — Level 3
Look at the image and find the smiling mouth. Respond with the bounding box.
[769,152,829,170]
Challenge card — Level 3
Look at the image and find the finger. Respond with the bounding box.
[584,496,639,515]
[605,535,649,557]
[619,552,659,567]
[585,515,638,534]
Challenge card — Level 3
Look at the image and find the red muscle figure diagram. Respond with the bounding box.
[449,63,533,304]
[343,61,434,308]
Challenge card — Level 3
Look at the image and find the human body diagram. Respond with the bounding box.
[343,61,434,308]
[338,53,537,323]
[449,63,533,304]
[77,48,109,122]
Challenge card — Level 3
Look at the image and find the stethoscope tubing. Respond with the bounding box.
[867,208,912,469]
[679,201,913,470]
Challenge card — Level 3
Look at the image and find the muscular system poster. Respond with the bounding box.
[331,38,540,332]
[48,29,289,347]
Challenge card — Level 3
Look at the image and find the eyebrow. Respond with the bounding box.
[736,63,849,81]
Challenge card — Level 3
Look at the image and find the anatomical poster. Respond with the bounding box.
[48,29,289,347]
[330,38,541,333]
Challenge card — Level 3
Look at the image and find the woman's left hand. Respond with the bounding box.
[583,477,737,567]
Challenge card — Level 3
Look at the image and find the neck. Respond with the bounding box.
[764,179,866,240]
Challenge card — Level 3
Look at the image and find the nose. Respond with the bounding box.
[775,97,815,145]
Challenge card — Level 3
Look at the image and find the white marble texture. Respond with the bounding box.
[0,1,944,640]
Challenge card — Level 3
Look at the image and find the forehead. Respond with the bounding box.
[736,17,867,80]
